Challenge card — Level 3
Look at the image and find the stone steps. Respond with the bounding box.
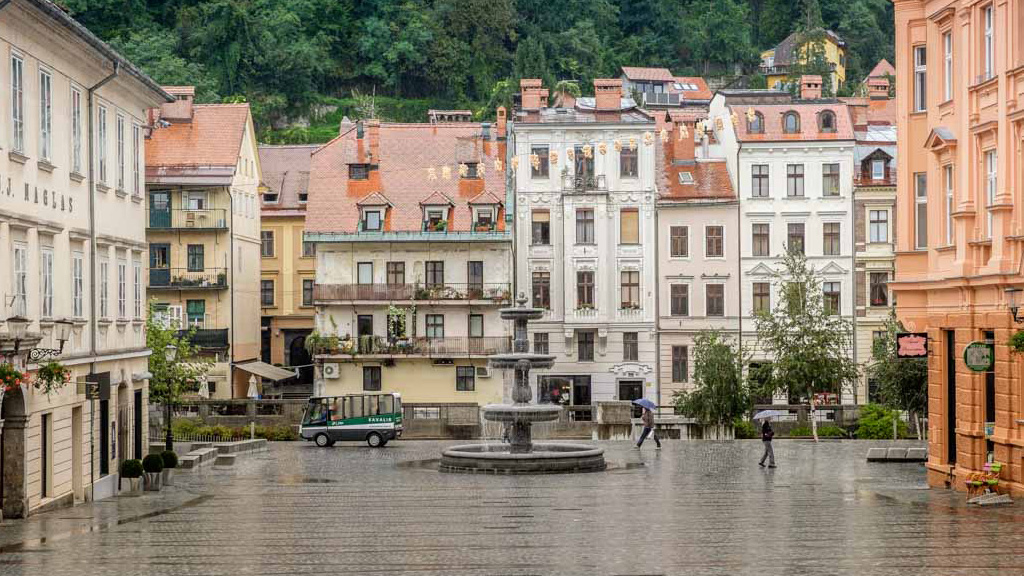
[179,447,219,469]
[866,447,927,462]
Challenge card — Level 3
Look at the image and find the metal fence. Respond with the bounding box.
[314,282,511,302]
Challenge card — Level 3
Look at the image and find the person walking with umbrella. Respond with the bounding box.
[753,410,784,468]
[633,398,661,449]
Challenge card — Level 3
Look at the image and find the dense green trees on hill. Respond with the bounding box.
[63,0,893,139]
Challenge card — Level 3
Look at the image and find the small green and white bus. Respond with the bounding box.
[300,393,403,447]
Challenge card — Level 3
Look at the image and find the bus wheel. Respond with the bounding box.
[314,433,331,447]
[366,432,383,448]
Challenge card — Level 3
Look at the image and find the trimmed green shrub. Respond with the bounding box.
[816,425,848,438]
[788,425,813,437]
[120,459,144,479]
[142,454,164,474]
[161,450,178,469]
[733,419,757,439]
[856,404,908,439]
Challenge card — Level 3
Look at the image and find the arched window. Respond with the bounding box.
[747,112,765,134]
[818,110,837,133]
[783,112,800,134]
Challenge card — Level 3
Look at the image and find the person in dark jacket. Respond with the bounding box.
[759,420,776,467]
[635,407,661,449]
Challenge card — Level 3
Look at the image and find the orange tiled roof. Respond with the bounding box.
[306,123,506,234]
[622,67,676,82]
[731,103,854,142]
[672,77,713,101]
[866,59,895,78]
[655,142,734,201]
[147,104,251,168]
[259,144,317,211]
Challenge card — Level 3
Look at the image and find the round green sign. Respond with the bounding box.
[963,341,994,372]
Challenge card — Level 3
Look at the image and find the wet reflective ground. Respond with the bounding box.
[1,440,1022,575]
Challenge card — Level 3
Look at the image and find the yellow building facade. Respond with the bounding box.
[760,29,847,94]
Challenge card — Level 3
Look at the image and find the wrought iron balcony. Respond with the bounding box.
[175,328,229,349]
[326,336,513,357]
[150,268,228,290]
[313,282,511,303]
[147,208,228,230]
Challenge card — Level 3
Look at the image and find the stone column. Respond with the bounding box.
[1,415,29,520]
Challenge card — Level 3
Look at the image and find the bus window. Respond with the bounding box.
[304,399,328,425]
[366,395,379,415]
[350,396,364,418]
[330,398,343,421]
[380,395,394,414]
[395,396,401,415]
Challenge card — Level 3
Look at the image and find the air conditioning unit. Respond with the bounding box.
[322,362,340,379]
[476,366,492,378]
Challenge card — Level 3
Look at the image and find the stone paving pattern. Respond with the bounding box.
[1,440,1023,575]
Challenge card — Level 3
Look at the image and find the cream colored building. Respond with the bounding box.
[258,144,317,395]
[0,0,171,518]
[145,90,263,399]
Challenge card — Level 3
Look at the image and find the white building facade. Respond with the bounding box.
[0,0,170,518]
[511,79,659,413]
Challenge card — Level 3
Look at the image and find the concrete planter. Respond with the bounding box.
[161,468,174,486]
[122,477,142,493]
[144,472,162,491]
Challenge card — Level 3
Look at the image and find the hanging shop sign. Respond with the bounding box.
[963,341,995,372]
[895,332,929,358]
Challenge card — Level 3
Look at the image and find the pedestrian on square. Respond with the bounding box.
[759,420,776,468]
[635,407,661,449]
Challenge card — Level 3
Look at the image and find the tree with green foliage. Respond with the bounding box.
[753,250,859,441]
[147,303,212,451]
[681,0,756,75]
[867,311,928,438]
[673,331,749,428]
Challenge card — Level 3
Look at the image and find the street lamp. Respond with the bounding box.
[1006,288,1023,323]
[28,318,74,362]
[164,344,178,362]
[163,343,180,451]
[5,316,30,352]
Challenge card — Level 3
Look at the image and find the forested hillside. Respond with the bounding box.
[63,0,894,142]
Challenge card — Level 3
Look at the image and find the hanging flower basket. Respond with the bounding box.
[0,362,27,393]
[34,361,71,396]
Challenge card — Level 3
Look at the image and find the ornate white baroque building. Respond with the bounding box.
[510,79,658,412]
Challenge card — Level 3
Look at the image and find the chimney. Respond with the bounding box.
[594,79,623,111]
[519,79,548,110]
[481,122,491,140]
[356,120,364,140]
[367,119,381,163]
[496,106,507,139]
[868,77,890,100]
[799,75,822,100]
[671,120,696,163]
[160,86,195,121]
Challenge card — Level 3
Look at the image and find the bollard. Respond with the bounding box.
[250,421,255,440]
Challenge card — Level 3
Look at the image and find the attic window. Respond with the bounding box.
[361,209,383,232]
[263,192,279,204]
[818,110,837,133]
[783,112,800,134]
[424,208,448,232]
[678,172,694,185]
[474,207,495,231]
[349,164,370,180]
[298,191,308,203]
[748,112,765,134]
[674,82,698,91]
[464,162,479,179]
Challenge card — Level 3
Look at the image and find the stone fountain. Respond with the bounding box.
[439,295,606,474]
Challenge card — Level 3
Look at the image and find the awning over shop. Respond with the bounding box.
[236,361,296,382]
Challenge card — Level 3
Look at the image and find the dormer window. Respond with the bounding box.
[424,208,447,232]
[349,164,370,180]
[361,208,383,231]
[474,207,495,231]
[871,160,885,180]
[298,191,308,203]
[818,110,837,133]
[263,191,279,204]
[464,162,479,179]
[783,112,800,134]
[748,112,764,134]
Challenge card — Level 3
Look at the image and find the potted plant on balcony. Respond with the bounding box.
[576,303,595,312]
[1009,330,1024,355]
[120,459,144,492]
[339,336,356,355]
[217,272,227,286]
[160,450,178,486]
[142,454,164,491]
[619,303,641,311]
[34,361,70,396]
[0,362,26,393]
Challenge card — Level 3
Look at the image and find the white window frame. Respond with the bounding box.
[132,124,141,195]
[72,253,84,318]
[704,283,726,318]
[869,210,889,243]
[117,260,127,318]
[986,150,997,238]
[185,191,208,210]
[134,261,142,318]
[914,46,927,112]
[915,173,928,249]
[362,208,383,231]
[116,115,126,191]
[71,87,83,173]
[98,105,108,183]
[39,69,52,161]
[943,32,953,101]
[984,5,994,80]
[12,244,27,316]
[871,159,885,180]
[944,165,954,245]
[41,248,54,318]
[99,260,109,319]
[11,54,24,153]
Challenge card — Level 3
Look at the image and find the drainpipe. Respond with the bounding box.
[736,142,743,356]
[228,189,235,397]
[87,61,119,503]
[653,197,661,408]
[850,163,858,405]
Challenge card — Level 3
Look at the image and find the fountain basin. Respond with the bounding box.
[439,443,606,474]
[482,404,562,423]
[488,353,555,370]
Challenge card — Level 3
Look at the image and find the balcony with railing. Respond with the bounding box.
[150,268,228,290]
[313,282,511,304]
[853,170,897,187]
[323,336,512,358]
[147,208,229,230]
[561,174,607,193]
[642,92,680,106]
[175,328,229,349]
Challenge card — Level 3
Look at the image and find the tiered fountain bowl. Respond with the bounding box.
[439,297,606,474]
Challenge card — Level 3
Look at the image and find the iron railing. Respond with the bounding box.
[328,336,512,357]
[176,328,229,349]
[147,208,228,230]
[150,267,228,289]
[314,282,511,303]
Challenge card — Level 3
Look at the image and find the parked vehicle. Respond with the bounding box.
[299,393,402,447]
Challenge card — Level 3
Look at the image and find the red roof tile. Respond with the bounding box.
[866,59,895,78]
[655,142,734,201]
[731,103,854,142]
[622,67,676,82]
[306,123,506,234]
[672,77,713,101]
[147,104,251,168]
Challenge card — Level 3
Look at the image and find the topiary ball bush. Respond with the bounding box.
[142,453,164,474]
[161,450,178,469]
[120,459,144,479]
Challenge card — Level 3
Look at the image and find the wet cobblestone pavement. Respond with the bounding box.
[1,440,1023,575]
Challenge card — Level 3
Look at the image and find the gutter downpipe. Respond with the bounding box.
[87,61,120,503]
[850,164,858,405]
[736,140,743,358]
[229,188,235,397]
